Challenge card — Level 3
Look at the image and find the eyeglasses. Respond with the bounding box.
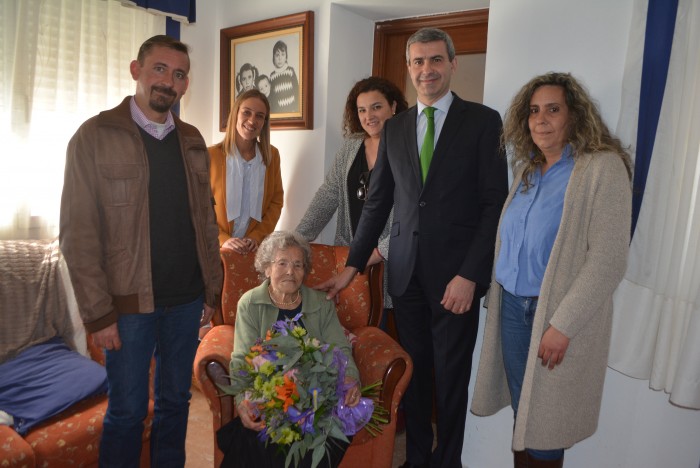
[356,171,371,201]
[272,259,305,271]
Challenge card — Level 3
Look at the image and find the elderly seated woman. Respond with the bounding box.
[217,231,362,468]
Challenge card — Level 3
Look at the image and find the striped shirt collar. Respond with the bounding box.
[129,97,176,140]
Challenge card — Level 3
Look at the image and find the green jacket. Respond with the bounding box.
[230,280,359,405]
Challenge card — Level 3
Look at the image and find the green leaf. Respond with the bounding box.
[282,349,304,372]
[329,424,348,442]
[310,444,326,468]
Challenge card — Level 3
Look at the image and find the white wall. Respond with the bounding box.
[464,1,700,467]
[179,1,700,466]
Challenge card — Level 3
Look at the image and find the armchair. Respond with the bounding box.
[194,243,412,468]
[0,240,153,467]
[1,340,154,468]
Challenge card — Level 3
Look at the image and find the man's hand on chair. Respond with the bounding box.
[313,266,358,301]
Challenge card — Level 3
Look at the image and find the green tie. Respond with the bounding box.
[420,106,435,183]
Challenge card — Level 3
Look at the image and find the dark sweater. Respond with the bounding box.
[139,128,203,307]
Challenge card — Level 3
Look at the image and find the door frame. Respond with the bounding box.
[372,9,489,95]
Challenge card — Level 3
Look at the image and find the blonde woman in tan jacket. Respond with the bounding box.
[471,73,632,468]
[209,89,284,254]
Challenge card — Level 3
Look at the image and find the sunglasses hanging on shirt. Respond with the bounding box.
[357,171,371,201]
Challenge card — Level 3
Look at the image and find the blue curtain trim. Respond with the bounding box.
[166,16,181,116]
[632,0,679,236]
[120,0,196,24]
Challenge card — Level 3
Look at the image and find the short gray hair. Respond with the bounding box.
[405,28,456,63]
[255,231,312,277]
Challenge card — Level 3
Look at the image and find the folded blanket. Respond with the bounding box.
[0,239,74,364]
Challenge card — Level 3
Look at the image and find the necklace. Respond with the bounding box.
[268,287,301,307]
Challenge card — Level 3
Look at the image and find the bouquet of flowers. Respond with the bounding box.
[223,313,386,468]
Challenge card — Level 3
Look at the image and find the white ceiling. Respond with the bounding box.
[332,0,489,21]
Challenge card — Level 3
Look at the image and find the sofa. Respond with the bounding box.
[0,239,153,467]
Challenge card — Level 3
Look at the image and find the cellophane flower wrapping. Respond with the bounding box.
[221,313,380,468]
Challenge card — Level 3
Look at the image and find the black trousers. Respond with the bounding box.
[392,271,482,468]
[217,418,351,468]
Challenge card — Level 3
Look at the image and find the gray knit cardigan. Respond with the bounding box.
[296,135,393,308]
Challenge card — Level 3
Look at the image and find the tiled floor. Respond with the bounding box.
[185,386,215,467]
[184,385,407,467]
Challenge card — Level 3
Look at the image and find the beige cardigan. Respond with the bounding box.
[471,152,631,451]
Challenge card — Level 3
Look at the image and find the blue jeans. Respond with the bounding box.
[500,289,564,461]
[100,295,203,468]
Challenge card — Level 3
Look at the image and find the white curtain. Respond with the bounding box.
[0,0,163,240]
[610,0,700,409]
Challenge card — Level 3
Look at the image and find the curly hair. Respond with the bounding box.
[503,72,632,190]
[342,77,408,137]
[220,89,272,166]
[255,231,312,278]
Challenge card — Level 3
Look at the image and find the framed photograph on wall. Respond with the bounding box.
[220,11,314,131]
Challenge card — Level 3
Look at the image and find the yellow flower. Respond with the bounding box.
[277,426,301,445]
[259,361,275,376]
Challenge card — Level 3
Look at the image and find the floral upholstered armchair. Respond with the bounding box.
[0,240,153,467]
[0,341,154,468]
[194,243,413,468]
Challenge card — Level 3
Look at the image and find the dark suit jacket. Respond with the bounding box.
[347,93,508,298]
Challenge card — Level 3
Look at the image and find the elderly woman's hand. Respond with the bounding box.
[237,399,265,431]
[343,378,361,407]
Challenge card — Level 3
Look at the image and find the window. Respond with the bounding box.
[0,0,163,239]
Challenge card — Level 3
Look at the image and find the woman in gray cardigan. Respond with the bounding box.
[296,77,407,309]
[471,72,632,468]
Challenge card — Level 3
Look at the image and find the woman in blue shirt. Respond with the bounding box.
[472,72,633,468]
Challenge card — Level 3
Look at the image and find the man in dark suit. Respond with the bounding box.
[318,28,508,468]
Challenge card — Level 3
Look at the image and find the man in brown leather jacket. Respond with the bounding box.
[59,35,222,467]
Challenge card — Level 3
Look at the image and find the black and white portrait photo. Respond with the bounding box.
[232,31,302,115]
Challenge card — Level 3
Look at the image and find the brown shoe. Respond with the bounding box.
[514,450,529,468]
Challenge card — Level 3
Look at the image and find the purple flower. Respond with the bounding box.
[298,412,315,434]
[287,405,316,434]
[271,313,305,335]
[272,320,290,335]
[251,354,271,370]
[258,428,270,443]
